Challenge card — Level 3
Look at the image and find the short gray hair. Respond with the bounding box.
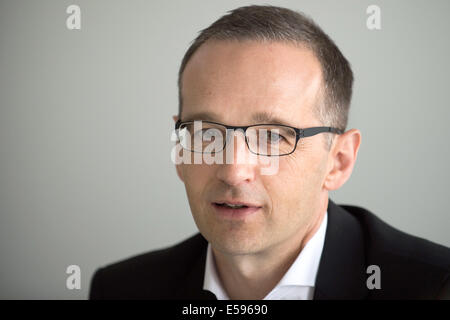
[177,5,353,150]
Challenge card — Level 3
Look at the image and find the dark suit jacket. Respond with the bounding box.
[89,199,450,299]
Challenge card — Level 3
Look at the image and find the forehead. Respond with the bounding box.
[181,40,323,127]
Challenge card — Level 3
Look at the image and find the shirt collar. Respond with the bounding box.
[203,211,328,299]
[203,240,230,300]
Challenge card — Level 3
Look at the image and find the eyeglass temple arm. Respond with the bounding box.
[300,127,343,138]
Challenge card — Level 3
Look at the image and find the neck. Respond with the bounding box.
[212,197,328,300]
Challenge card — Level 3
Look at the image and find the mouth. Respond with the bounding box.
[211,201,262,219]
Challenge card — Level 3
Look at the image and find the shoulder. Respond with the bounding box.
[89,233,207,299]
[340,203,450,298]
[340,203,450,270]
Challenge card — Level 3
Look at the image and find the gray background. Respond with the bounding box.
[0,0,449,299]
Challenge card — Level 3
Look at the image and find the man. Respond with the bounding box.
[89,5,450,299]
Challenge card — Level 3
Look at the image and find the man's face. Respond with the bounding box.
[177,40,331,255]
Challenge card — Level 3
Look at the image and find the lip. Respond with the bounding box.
[211,201,262,219]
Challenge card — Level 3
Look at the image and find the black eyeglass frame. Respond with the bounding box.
[175,119,344,156]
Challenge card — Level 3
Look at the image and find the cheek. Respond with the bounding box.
[266,149,325,211]
[180,164,215,205]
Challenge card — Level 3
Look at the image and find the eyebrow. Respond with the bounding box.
[182,112,222,122]
[182,111,296,127]
[251,112,294,126]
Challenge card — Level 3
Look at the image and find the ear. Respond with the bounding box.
[323,129,361,191]
[173,115,184,182]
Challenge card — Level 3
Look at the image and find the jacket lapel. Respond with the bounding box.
[174,235,217,300]
[313,199,369,299]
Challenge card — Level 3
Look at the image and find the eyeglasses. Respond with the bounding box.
[175,120,343,157]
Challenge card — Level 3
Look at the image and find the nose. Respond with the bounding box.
[215,129,258,186]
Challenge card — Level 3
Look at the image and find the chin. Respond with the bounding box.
[209,232,268,255]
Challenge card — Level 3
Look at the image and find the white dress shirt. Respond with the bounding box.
[203,211,328,300]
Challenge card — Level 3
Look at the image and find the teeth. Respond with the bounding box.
[223,203,246,208]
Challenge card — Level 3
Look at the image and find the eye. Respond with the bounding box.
[204,129,218,139]
[193,129,204,139]
[267,131,285,143]
[194,128,220,140]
